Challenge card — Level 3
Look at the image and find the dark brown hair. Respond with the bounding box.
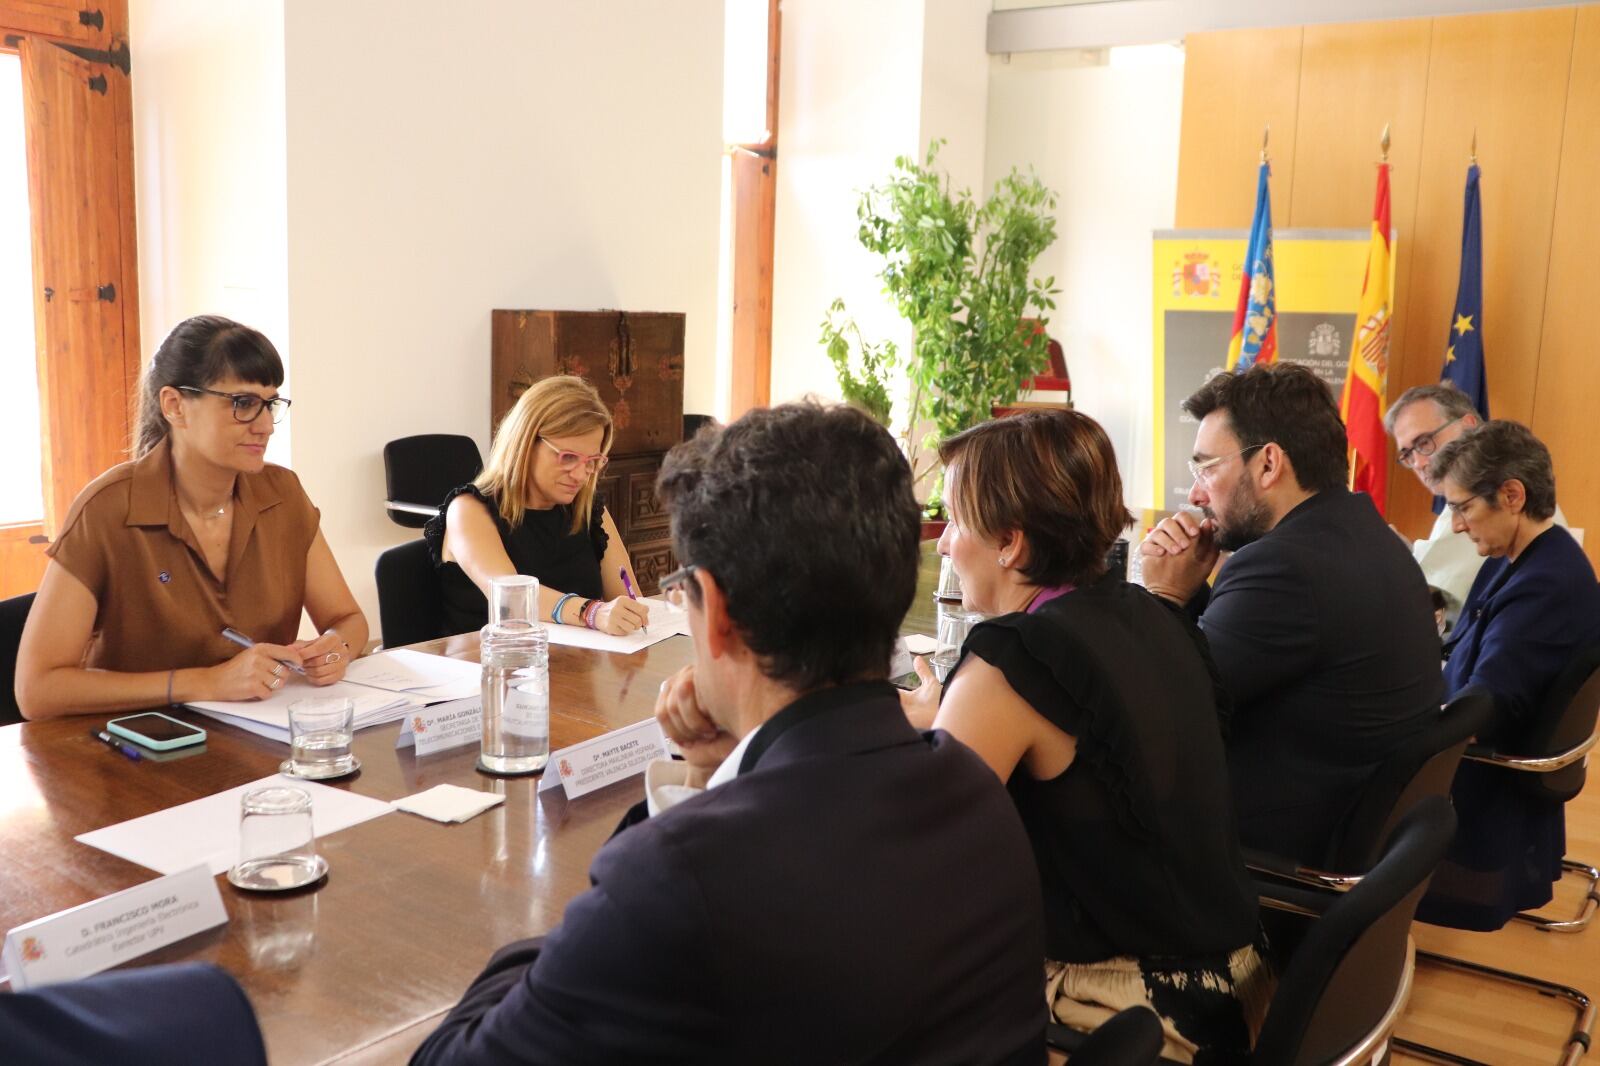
[1182,363,1349,494]
[938,409,1133,587]
[656,402,920,691]
[134,315,284,458]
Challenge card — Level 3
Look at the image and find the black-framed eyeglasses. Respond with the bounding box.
[178,385,292,425]
[659,564,700,608]
[1443,493,1488,519]
[1397,416,1463,468]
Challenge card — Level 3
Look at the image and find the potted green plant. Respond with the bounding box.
[821,139,1060,530]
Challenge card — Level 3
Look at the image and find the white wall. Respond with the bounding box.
[132,0,723,638]
[278,0,723,634]
[984,48,1185,508]
[130,0,291,462]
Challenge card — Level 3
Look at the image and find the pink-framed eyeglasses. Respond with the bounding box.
[539,437,609,474]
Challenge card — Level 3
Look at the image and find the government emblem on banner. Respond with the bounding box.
[1309,323,1341,359]
[1172,251,1220,297]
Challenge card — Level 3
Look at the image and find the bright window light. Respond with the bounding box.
[0,53,44,527]
[723,0,770,145]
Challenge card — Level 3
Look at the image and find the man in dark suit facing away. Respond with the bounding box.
[413,403,1046,1066]
[1139,363,1441,863]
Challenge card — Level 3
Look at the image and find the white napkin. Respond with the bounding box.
[393,784,506,824]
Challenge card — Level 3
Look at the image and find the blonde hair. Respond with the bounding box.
[476,376,613,533]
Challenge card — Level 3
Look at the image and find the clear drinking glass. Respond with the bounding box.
[231,786,323,890]
[288,698,356,777]
[931,603,977,684]
[490,574,537,625]
[480,576,550,775]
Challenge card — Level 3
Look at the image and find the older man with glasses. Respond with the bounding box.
[1385,383,1567,630]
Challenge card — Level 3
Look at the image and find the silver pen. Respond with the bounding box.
[220,627,306,675]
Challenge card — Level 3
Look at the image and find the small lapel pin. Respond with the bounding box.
[158,571,171,584]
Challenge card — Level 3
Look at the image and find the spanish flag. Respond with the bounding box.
[1340,163,1393,514]
[1225,161,1278,370]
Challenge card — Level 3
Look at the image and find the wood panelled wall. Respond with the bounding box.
[1177,5,1600,566]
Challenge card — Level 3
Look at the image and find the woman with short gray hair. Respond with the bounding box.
[1419,420,1600,930]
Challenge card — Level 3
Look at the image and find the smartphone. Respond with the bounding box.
[106,713,208,751]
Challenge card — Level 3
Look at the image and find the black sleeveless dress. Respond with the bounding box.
[422,484,608,636]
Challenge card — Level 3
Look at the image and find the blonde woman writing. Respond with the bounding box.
[425,376,647,636]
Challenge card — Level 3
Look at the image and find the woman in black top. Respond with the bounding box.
[424,376,648,637]
[903,410,1267,1064]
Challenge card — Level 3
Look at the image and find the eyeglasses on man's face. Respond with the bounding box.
[1187,444,1264,484]
[1397,416,1463,468]
[659,564,700,609]
[178,385,291,425]
[539,437,609,475]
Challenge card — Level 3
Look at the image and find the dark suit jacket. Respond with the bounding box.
[1191,489,1442,862]
[1443,525,1600,741]
[0,963,266,1066]
[412,682,1046,1066]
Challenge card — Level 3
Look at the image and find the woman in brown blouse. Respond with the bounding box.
[15,315,367,719]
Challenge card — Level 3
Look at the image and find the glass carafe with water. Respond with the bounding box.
[479,575,550,775]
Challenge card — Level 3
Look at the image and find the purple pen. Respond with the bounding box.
[620,568,647,635]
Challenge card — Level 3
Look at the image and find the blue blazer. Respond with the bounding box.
[0,963,265,1066]
[1443,525,1600,741]
[412,682,1046,1066]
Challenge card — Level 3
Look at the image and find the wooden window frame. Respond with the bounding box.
[726,0,779,418]
[1,0,138,597]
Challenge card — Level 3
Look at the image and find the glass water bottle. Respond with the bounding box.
[479,575,550,775]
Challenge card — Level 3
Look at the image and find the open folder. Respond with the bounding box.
[185,648,481,744]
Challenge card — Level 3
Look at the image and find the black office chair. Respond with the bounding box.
[383,434,483,529]
[683,413,716,440]
[1047,799,1457,1065]
[1244,688,1493,892]
[1469,641,1600,933]
[1055,1006,1163,1066]
[375,540,445,649]
[1,592,35,726]
[1253,797,1456,1065]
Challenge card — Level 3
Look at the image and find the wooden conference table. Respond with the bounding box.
[0,547,948,1064]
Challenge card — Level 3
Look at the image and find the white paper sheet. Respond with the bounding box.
[393,784,505,824]
[546,598,689,654]
[74,775,395,876]
[344,648,481,702]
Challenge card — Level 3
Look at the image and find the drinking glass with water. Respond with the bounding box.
[287,698,356,778]
[479,575,550,776]
[931,603,978,684]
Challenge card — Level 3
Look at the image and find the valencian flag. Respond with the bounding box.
[1225,162,1278,370]
[1442,163,1489,418]
[1340,162,1394,514]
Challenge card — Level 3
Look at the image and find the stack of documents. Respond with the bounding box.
[186,648,482,744]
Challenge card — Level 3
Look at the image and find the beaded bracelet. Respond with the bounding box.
[583,599,603,630]
[552,592,579,624]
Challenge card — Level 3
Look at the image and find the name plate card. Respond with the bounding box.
[396,696,483,756]
[2,865,227,990]
[538,718,668,800]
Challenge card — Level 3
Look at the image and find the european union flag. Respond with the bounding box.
[1442,163,1489,418]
